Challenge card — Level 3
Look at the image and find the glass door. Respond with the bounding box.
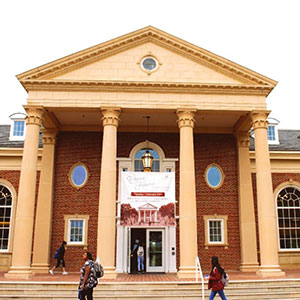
[146,229,164,272]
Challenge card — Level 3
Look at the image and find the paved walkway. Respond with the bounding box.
[1,270,300,283]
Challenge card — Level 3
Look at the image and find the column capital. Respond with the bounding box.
[250,111,270,130]
[235,131,251,148]
[101,107,121,127]
[176,109,196,128]
[42,128,58,145]
[24,106,44,126]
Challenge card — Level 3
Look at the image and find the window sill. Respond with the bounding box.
[67,243,88,249]
[205,243,228,249]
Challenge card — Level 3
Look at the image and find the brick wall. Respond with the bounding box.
[51,132,102,271]
[194,134,240,272]
[51,131,241,272]
[0,171,20,193]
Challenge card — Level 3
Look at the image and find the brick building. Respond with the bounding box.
[0,26,299,279]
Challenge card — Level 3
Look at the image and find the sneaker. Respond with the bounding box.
[62,272,68,275]
[49,270,54,275]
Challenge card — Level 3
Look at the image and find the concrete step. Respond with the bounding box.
[0,280,299,300]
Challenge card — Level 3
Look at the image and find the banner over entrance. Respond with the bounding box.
[120,172,175,226]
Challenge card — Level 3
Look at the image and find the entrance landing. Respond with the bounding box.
[1,270,300,282]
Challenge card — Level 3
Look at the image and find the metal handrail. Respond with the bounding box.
[195,256,205,300]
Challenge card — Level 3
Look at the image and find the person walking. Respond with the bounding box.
[208,256,228,300]
[79,251,98,300]
[137,242,145,273]
[49,241,68,275]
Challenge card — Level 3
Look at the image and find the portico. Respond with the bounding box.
[3,26,285,278]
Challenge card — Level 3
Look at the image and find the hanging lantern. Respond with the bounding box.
[142,149,153,172]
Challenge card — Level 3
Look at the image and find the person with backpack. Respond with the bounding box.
[208,256,228,300]
[136,242,145,273]
[79,251,98,300]
[49,241,68,275]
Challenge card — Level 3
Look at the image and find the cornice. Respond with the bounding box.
[0,148,43,157]
[250,151,300,160]
[17,26,277,89]
[20,79,273,96]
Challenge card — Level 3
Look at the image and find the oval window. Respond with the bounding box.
[70,164,88,188]
[205,165,223,189]
[141,57,157,71]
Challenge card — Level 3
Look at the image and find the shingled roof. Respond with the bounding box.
[250,129,300,151]
[0,125,299,151]
[0,125,42,148]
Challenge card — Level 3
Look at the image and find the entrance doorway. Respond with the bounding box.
[129,228,164,273]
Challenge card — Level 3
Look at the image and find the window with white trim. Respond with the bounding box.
[9,113,26,141]
[209,219,223,243]
[277,186,300,250]
[64,215,89,246]
[251,117,280,145]
[0,185,12,250]
[203,215,228,248]
[267,125,276,141]
[134,148,160,172]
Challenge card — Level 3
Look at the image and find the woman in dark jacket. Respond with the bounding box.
[208,256,228,300]
[49,241,68,275]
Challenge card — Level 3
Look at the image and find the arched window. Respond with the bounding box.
[134,148,160,172]
[277,186,300,249]
[0,184,13,250]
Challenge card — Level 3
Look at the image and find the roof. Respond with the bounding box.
[0,125,42,148]
[16,26,277,96]
[250,129,300,151]
[1,125,299,151]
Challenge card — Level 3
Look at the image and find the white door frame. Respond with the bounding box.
[146,228,165,272]
[116,225,177,273]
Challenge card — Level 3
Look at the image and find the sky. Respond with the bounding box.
[1,0,299,129]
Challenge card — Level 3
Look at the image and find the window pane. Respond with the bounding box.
[277,187,300,249]
[13,120,25,137]
[209,220,222,243]
[69,220,83,243]
[0,185,12,250]
[206,166,222,188]
[134,148,160,172]
[267,125,276,141]
[71,165,88,187]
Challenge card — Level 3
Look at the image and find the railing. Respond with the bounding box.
[195,256,205,300]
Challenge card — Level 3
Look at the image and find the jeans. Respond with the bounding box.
[137,255,144,271]
[209,289,227,300]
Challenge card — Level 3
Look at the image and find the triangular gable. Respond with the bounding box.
[50,41,245,85]
[138,203,158,210]
[17,26,276,88]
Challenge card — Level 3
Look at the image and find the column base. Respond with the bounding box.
[239,262,259,272]
[102,266,117,279]
[256,265,285,277]
[177,266,196,279]
[5,267,33,279]
[31,263,50,274]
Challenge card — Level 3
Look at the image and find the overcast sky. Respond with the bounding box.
[1,0,299,129]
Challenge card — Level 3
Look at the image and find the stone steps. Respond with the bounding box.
[0,279,299,300]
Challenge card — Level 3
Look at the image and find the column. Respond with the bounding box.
[176,109,198,278]
[97,108,120,279]
[31,128,58,273]
[5,107,44,279]
[251,111,284,276]
[235,131,259,272]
